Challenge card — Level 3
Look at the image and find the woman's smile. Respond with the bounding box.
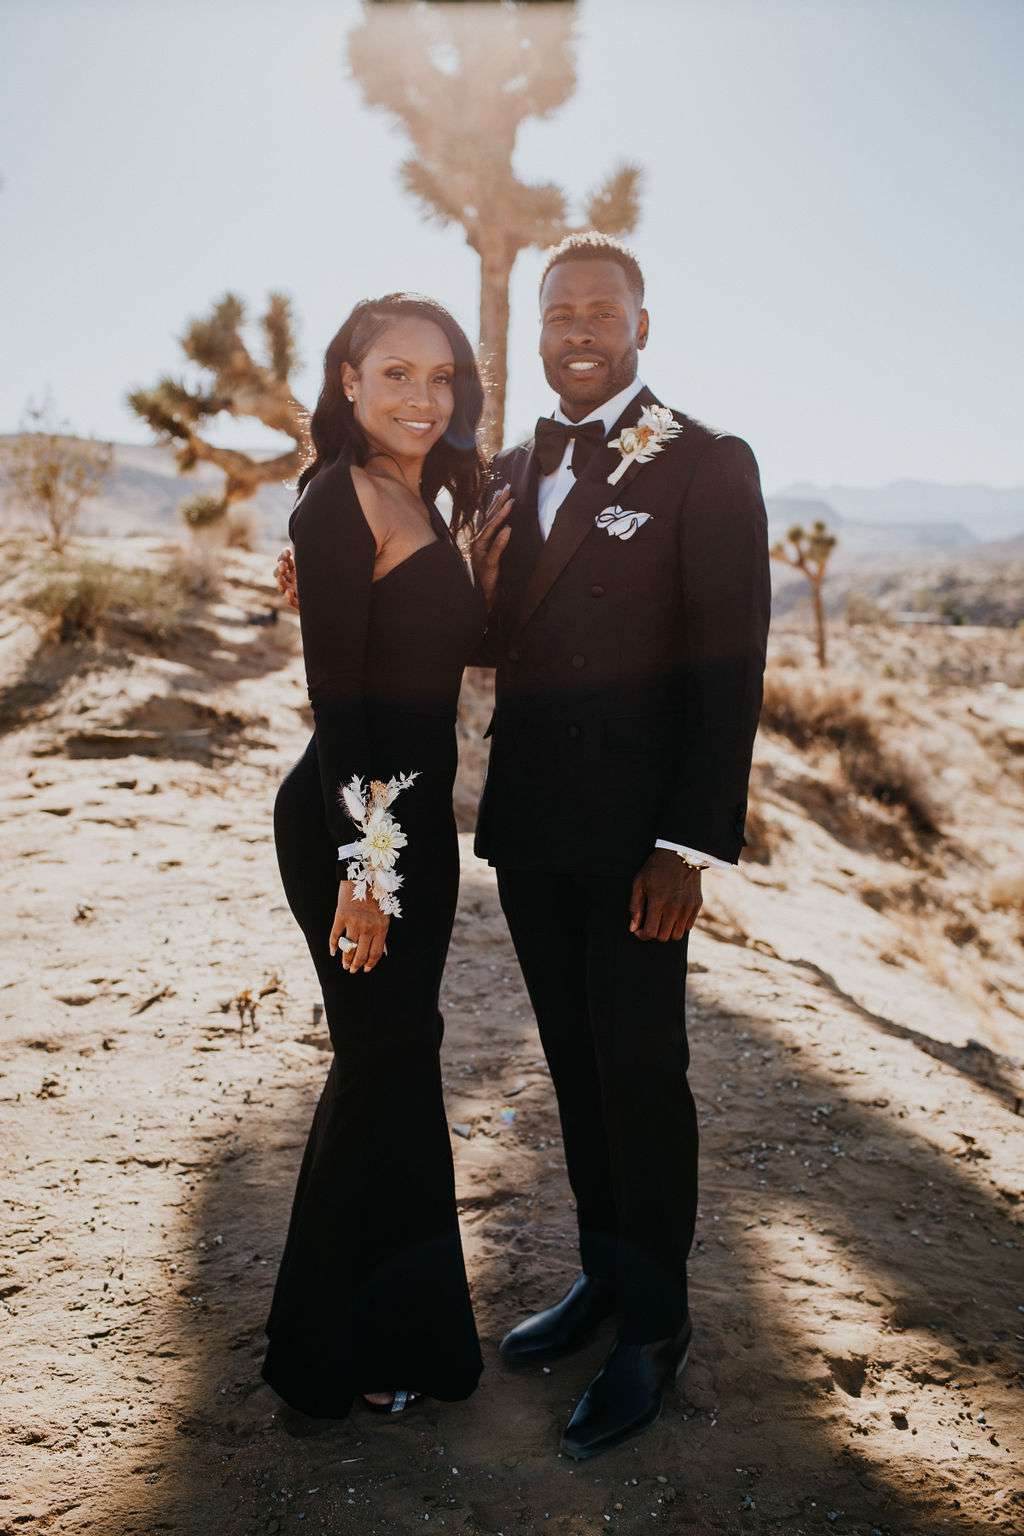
[394,415,437,434]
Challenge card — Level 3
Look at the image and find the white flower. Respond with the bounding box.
[337,769,419,918]
[358,807,408,870]
[607,406,683,486]
[595,506,654,541]
[640,404,676,435]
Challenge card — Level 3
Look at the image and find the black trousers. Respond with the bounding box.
[497,867,699,1343]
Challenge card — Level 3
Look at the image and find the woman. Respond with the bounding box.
[263,292,510,1421]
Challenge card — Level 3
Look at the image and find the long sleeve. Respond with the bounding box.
[656,435,771,863]
[291,463,378,859]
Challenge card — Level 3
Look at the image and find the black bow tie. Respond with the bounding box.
[534,416,607,477]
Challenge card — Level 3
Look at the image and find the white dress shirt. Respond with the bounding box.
[536,377,731,872]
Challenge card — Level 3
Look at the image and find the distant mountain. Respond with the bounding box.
[768,503,1024,628]
[4,439,1022,568]
[773,479,1024,543]
[767,496,838,529]
[0,437,296,544]
[766,495,978,557]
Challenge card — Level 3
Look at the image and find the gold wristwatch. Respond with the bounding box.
[674,851,710,871]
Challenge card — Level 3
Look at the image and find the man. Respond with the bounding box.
[468,232,770,1459]
[276,232,770,1459]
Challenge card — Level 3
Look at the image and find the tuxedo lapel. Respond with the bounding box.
[513,385,659,634]
[510,437,540,524]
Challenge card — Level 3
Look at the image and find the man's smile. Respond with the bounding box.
[563,356,605,375]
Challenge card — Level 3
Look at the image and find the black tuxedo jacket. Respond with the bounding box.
[473,385,771,874]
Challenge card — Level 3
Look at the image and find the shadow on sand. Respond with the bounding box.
[108,865,1021,1536]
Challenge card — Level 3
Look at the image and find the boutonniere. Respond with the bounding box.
[607,404,683,486]
[595,506,653,541]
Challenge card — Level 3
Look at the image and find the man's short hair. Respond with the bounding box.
[539,232,645,306]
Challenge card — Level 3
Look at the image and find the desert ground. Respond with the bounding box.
[1,534,1022,1536]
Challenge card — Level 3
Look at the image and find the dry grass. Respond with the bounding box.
[761,671,875,751]
[166,542,224,601]
[225,505,261,552]
[23,555,190,644]
[761,669,941,835]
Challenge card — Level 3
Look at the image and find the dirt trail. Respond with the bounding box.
[1,542,1022,1536]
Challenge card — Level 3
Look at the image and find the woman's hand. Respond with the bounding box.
[470,484,513,612]
[274,547,299,611]
[330,880,389,974]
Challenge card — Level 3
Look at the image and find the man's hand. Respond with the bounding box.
[470,484,513,611]
[629,849,703,941]
[275,547,299,611]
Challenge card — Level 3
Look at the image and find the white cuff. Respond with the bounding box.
[337,840,361,860]
[654,838,732,870]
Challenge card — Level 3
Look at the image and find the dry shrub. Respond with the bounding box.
[226,504,261,551]
[845,592,888,626]
[761,670,940,835]
[167,542,224,601]
[180,492,226,532]
[761,671,874,750]
[24,556,189,644]
[839,738,939,835]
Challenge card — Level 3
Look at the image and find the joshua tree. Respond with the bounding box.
[771,519,838,668]
[127,291,307,526]
[0,394,113,552]
[347,0,641,453]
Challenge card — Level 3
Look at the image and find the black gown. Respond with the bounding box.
[262,457,486,1418]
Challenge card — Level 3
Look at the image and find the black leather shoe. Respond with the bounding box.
[499,1274,616,1366]
[560,1314,693,1460]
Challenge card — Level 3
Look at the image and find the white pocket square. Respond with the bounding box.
[595,506,653,541]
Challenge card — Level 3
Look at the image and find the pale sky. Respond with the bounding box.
[1,0,1021,491]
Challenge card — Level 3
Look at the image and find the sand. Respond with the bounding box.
[1,537,1022,1536]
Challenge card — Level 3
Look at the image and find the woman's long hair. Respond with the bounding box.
[296,293,485,534]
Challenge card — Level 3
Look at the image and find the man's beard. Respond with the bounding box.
[544,344,639,413]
